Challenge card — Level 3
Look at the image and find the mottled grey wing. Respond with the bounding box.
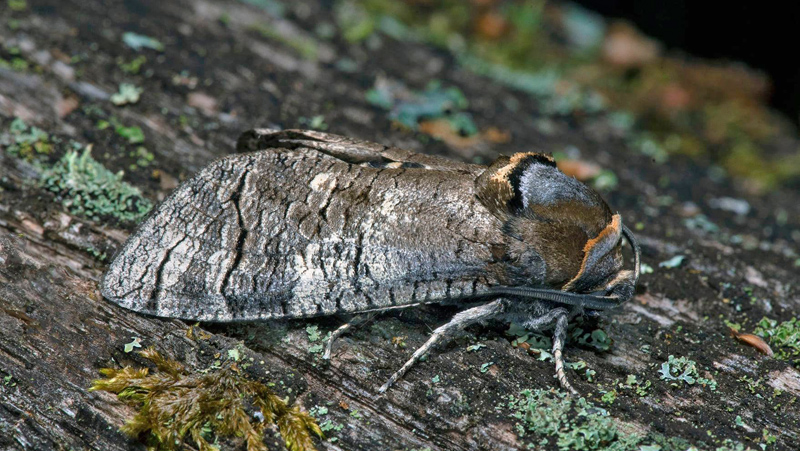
[102,145,503,321]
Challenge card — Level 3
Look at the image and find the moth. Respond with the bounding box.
[102,129,640,394]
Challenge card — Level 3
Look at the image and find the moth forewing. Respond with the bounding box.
[102,132,506,321]
[102,128,639,394]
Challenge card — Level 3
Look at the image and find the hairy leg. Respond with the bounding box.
[551,309,577,394]
[521,306,569,330]
[517,306,577,394]
[379,299,506,393]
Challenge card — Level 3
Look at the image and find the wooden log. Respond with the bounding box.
[1,0,799,450]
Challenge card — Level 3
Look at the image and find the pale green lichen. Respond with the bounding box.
[658,355,716,390]
[508,389,641,450]
[366,79,477,136]
[658,255,686,269]
[755,317,800,364]
[305,325,322,342]
[91,348,321,451]
[111,83,143,106]
[3,118,53,161]
[305,325,327,354]
[41,146,152,222]
[618,374,651,397]
[122,32,164,51]
[507,389,756,450]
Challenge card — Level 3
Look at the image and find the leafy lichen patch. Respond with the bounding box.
[2,118,53,161]
[755,317,800,365]
[41,146,152,222]
[508,388,642,450]
[110,83,143,106]
[658,355,717,390]
[508,389,762,450]
[366,78,478,137]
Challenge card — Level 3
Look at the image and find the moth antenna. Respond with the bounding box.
[552,309,578,395]
[487,286,620,310]
[489,224,641,310]
[379,299,505,393]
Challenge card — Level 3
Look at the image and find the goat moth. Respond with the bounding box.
[102,129,640,393]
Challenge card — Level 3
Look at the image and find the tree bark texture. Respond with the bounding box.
[1,0,799,450]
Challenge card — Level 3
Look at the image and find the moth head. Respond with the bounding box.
[477,152,640,310]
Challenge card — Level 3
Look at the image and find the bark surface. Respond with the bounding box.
[1,1,799,450]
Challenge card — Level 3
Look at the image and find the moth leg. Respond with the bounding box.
[323,313,375,360]
[521,307,569,330]
[518,307,577,394]
[378,299,506,393]
[552,309,578,395]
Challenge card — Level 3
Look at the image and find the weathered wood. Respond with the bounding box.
[1,0,800,450]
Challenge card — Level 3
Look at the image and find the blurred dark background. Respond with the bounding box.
[574,0,800,124]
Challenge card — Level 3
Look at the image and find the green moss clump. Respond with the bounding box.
[91,348,322,451]
[251,24,320,60]
[508,389,641,450]
[755,317,800,364]
[3,118,53,161]
[118,55,147,74]
[7,0,28,12]
[41,146,152,222]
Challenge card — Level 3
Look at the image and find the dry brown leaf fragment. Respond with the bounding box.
[187,92,219,115]
[602,22,661,67]
[516,341,543,357]
[474,11,508,40]
[729,327,774,356]
[418,119,483,149]
[56,94,80,118]
[482,126,511,143]
[556,159,602,181]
